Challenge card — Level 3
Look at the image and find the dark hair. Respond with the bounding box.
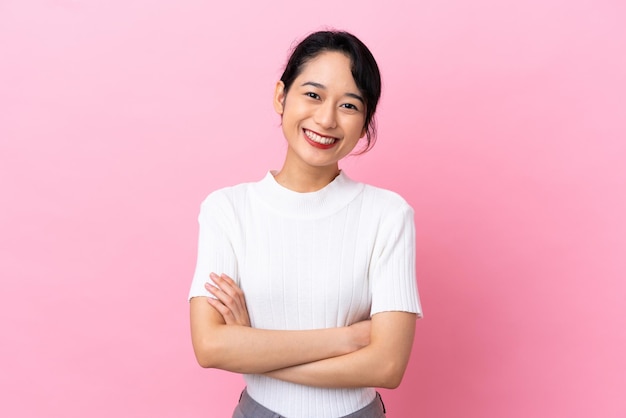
[280,30,382,152]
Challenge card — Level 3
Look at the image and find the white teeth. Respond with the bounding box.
[305,129,336,145]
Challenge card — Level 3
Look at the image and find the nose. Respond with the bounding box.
[314,101,337,129]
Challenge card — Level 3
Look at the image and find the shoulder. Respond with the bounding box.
[201,182,249,206]
[358,182,414,217]
[199,179,259,217]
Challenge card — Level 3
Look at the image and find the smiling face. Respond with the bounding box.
[274,51,367,175]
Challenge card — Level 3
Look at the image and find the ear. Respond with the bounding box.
[360,126,367,139]
[273,81,286,115]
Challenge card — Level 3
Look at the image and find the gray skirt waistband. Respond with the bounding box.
[232,388,386,418]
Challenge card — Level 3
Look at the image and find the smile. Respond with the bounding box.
[303,129,338,146]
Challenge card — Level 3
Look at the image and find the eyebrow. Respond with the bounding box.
[301,81,365,104]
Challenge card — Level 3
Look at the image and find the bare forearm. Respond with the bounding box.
[264,346,401,388]
[265,312,417,389]
[194,324,356,374]
[190,297,367,374]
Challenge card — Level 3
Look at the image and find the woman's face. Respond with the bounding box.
[274,51,367,172]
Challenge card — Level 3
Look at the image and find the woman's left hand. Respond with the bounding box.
[205,273,251,327]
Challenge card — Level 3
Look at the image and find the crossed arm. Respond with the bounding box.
[190,273,417,389]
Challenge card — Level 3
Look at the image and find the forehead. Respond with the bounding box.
[296,51,357,89]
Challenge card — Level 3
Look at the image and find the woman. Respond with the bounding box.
[189,30,422,418]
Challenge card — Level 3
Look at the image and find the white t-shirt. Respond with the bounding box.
[189,171,422,417]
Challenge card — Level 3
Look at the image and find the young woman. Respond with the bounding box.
[189,30,422,418]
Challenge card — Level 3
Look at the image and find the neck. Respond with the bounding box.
[273,161,340,193]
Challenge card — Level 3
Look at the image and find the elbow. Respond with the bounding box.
[376,361,407,389]
[379,374,404,389]
[193,337,221,369]
[192,328,248,372]
[197,360,211,369]
[195,355,213,369]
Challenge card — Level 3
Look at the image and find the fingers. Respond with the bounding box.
[216,273,238,288]
[205,282,240,325]
[206,280,237,309]
[206,295,237,325]
[205,273,251,326]
[209,273,246,312]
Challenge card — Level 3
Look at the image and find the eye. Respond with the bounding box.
[341,103,360,111]
[305,92,320,100]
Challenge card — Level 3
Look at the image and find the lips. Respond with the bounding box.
[303,129,339,149]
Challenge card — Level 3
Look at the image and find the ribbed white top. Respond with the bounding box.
[189,171,422,417]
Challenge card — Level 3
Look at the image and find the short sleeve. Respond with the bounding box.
[370,203,423,317]
[188,192,239,301]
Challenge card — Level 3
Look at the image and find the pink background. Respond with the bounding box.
[1,0,625,417]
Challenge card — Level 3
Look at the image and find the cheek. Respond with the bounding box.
[283,114,301,133]
[281,103,305,126]
[281,112,304,140]
[346,118,366,138]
